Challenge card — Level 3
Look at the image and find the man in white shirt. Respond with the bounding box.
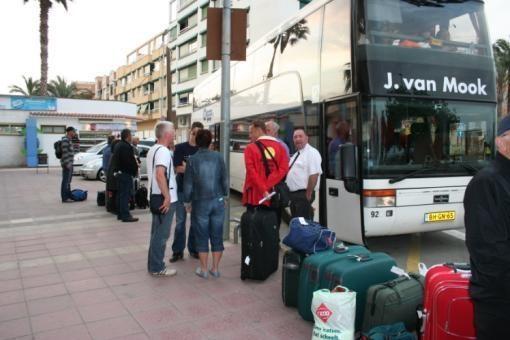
[146,121,178,277]
[286,129,322,220]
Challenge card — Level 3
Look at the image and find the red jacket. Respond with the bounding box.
[242,136,289,207]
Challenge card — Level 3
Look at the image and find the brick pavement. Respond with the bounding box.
[0,168,313,340]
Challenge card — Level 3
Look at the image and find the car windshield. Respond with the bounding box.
[360,0,490,56]
[362,97,495,177]
[86,142,106,154]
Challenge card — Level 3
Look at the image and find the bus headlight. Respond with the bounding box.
[363,189,396,208]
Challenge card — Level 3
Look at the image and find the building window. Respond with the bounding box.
[169,0,178,22]
[41,125,66,134]
[179,12,197,33]
[200,59,209,74]
[178,92,193,106]
[201,32,207,48]
[180,0,196,10]
[169,26,178,41]
[171,71,177,84]
[179,38,198,58]
[213,60,220,72]
[201,5,208,20]
[171,48,177,61]
[178,63,197,83]
[0,124,25,136]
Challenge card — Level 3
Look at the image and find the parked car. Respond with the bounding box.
[79,144,150,182]
[80,158,106,182]
[73,141,108,175]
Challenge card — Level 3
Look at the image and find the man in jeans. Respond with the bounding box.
[61,126,76,203]
[146,121,178,276]
[169,122,204,263]
[112,129,139,222]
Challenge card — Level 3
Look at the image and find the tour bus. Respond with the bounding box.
[191,0,496,244]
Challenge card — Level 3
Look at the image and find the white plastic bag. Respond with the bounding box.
[311,286,356,340]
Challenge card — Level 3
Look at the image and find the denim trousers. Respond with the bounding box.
[61,166,73,201]
[191,197,225,253]
[147,202,177,273]
[171,192,196,254]
[117,173,133,220]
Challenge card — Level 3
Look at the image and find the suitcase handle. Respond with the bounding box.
[282,263,300,271]
[348,254,372,262]
[444,262,471,273]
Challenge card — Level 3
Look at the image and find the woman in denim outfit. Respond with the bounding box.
[183,129,228,279]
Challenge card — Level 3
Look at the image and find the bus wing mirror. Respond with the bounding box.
[340,143,360,194]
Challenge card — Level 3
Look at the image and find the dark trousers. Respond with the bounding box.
[474,300,510,340]
[289,190,315,220]
[172,192,196,255]
[117,173,133,220]
[61,166,73,201]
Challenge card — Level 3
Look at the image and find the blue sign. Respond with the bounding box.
[0,95,57,111]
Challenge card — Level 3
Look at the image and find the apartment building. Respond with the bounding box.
[96,0,302,142]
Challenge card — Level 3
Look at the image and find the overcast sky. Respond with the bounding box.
[0,0,508,94]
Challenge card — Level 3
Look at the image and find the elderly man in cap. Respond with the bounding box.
[464,115,510,339]
[61,126,76,202]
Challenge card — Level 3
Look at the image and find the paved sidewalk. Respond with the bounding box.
[0,169,313,340]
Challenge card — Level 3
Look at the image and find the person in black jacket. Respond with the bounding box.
[112,129,139,222]
[464,115,510,339]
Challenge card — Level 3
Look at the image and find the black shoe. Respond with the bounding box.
[189,252,199,259]
[122,216,139,222]
[169,253,184,263]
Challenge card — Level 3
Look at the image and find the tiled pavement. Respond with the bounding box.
[0,168,313,340]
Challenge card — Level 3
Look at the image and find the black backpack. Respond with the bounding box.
[54,140,63,159]
[135,185,149,209]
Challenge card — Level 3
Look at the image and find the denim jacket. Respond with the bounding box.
[183,148,228,202]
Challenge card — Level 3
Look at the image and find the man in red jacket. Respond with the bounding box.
[242,120,289,208]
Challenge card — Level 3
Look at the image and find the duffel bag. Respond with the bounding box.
[71,189,88,201]
[282,217,336,254]
[311,286,356,340]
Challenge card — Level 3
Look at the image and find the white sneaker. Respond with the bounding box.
[151,267,177,277]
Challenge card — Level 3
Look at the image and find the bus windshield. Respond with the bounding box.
[362,97,495,177]
[360,0,490,56]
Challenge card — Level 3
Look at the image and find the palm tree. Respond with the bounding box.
[493,39,510,116]
[9,76,40,96]
[267,20,310,79]
[48,76,77,98]
[23,0,72,96]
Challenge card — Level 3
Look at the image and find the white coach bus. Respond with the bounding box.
[191,0,497,244]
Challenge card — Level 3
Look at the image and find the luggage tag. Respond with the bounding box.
[418,262,428,277]
[390,266,411,279]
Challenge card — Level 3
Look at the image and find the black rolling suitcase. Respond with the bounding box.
[106,190,117,214]
[240,207,279,281]
[97,191,106,206]
[282,249,306,307]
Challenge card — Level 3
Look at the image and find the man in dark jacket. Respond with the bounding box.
[464,115,510,339]
[112,129,139,222]
[61,126,76,202]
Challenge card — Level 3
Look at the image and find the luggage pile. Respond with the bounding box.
[279,218,475,339]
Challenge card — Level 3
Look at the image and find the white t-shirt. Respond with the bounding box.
[147,144,178,203]
[286,143,323,192]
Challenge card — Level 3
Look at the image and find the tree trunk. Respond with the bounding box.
[267,36,280,79]
[39,0,50,96]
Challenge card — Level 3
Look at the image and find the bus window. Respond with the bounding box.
[361,0,490,55]
[321,0,352,99]
[325,101,358,180]
[362,98,495,178]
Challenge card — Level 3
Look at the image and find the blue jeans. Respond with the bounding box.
[171,192,196,254]
[148,202,177,273]
[61,166,73,201]
[191,197,225,253]
[117,173,133,220]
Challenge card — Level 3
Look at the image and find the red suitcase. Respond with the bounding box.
[421,263,476,340]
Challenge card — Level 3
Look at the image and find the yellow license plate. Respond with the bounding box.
[424,211,456,223]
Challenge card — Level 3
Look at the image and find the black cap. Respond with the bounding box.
[66,126,76,133]
[497,116,510,136]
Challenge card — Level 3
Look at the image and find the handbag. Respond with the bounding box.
[149,147,169,215]
[255,141,299,209]
[282,217,336,254]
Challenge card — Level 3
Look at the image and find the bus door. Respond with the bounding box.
[212,123,221,151]
[323,98,364,245]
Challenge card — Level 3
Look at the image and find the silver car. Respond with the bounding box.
[73,142,108,175]
[80,145,150,182]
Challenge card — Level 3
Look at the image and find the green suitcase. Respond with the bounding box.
[362,273,424,332]
[321,252,398,331]
[298,245,370,322]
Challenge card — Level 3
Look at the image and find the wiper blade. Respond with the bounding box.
[456,163,479,175]
[388,166,440,184]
